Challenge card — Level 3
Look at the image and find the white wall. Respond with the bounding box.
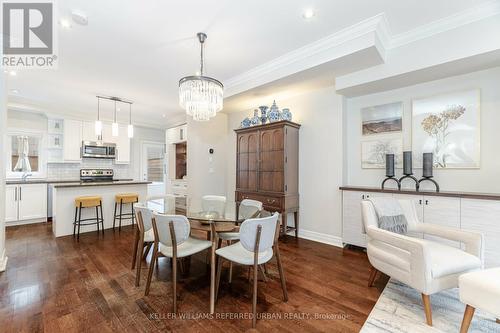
[226,86,344,244]
[0,74,7,271]
[345,67,500,192]
[187,113,228,210]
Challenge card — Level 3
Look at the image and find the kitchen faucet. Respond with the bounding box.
[21,172,32,181]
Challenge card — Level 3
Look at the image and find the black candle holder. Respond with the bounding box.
[418,177,440,192]
[381,154,401,190]
[399,151,419,191]
[418,152,440,192]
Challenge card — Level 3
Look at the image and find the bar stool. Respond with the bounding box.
[114,193,139,231]
[74,196,104,241]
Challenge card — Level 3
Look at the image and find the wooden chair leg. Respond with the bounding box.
[215,257,223,301]
[113,202,117,230]
[131,229,139,269]
[421,294,432,326]
[100,203,104,235]
[496,318,500,324]
[368,267,378,287]
[172,256,177,313]
[259,265,268,282]
[143,243,152,260]
[275,245,288,302]
[460,305,475,333]
[252,261,258,329]
[118,200,123,232]
[294,211,299,238]
[227,240,233,284]
[144,246,158,296]
[210,244,216,314]
[135,236,144,287]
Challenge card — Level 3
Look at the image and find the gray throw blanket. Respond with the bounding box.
[368,197,408,234]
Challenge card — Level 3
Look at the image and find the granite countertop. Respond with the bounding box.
[53,180,151,188]
[6,178,133,185]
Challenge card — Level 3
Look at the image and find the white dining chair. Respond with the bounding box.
[218,199,263,282]
[215,212,288,328]
[144,212,215,313]
[132,204,155,286]
[201,195,227,217]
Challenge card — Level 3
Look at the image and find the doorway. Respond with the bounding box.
[140,141,165,197]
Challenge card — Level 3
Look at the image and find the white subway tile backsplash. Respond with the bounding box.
[47,159,132,180]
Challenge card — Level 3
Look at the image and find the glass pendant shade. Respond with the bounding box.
[179,32,223,121]
[127,124,134,138]
[94,120,102,136]
[112,122,119,136]
[179,76,223,121]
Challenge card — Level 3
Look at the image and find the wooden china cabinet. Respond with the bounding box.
[235,120,300,237]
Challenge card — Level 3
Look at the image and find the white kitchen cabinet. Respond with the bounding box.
[166,124,187,144]
[5,185,18,222]
[101,123,113,143]
[342,191,392,247]
[63,119,83,162]
[393,194,424,223]
[115,125,130,164]
[5,183,47,224]
[18,184,48,220]
[82,121,98,142]
[461,199,500,268]
[422,196,461,248]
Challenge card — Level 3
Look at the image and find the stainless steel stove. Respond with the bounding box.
[80,169,114,182]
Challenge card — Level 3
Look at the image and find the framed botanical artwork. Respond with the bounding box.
[412,89,480,168]
[361,102,403,136]
[361,135,403,169]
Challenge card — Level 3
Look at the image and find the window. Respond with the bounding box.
[7,131,46,179]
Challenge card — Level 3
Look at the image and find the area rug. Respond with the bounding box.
[361,279,500,333]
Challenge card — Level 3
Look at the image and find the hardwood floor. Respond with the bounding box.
[0,223,388,332]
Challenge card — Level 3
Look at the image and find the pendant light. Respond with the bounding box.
[179,32,223,121]
[127,103,134,138]
[95,97,102,136]
[112,99,119,137]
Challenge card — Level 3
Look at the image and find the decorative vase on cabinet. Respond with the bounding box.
[259,106,268,124]
[250,109,260,126]
[281,108,292,121]
[268,100,281,122]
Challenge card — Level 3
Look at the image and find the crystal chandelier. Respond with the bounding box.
[179,32,223,121]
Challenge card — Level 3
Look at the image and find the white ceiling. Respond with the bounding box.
[5,0,491,128]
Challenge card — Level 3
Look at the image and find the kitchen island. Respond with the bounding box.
[52,181,150,237]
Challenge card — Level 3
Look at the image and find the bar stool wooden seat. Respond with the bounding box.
[114,193,139,231]
[74,196,104,241]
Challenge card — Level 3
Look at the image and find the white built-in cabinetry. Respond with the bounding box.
[5,183,47,224]
[166,124,187,144]
[342,188,500,268]
[48,118,131,164]
[165,124,187,196]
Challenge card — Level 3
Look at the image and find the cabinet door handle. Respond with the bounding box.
[425,200,429,205]
[419,199,422,205]
[19,187,22,201]
[15,187,17,201]
[362,195,365,200]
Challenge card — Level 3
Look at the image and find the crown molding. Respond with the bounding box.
[224,2,500,97]
[224,13,388,96]
[389,0,500,48]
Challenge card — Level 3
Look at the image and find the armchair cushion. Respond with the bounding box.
[426,240,481,278]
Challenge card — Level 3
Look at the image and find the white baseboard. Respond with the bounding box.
[6,218,47,227]
[289,228,343,248]
[0,249,8,272]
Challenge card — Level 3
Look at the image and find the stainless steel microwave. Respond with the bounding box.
[81,141,116,159]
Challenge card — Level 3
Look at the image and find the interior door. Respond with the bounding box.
[258,127,284,192]
[237,132,259,191]
[5,185,18,222]
[141,142,166,195]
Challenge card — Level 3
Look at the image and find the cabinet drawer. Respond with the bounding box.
[237,192,282,211]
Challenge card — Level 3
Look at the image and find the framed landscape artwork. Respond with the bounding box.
[412,89,480,168]
[362,102,403,136]
[361,136,403,169]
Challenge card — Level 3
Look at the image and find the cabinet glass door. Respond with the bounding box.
[258,128,284,192]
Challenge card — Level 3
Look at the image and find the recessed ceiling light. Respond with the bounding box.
[60,19,71,28]
[117,107,121,111]
[71,11,88,26]
[195,71,201,76]
[9,70,17,76]
[162,114,166,118]
[302,8,315,19]
[10,89,19,94]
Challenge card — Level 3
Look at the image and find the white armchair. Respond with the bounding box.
[361,199,484,326]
